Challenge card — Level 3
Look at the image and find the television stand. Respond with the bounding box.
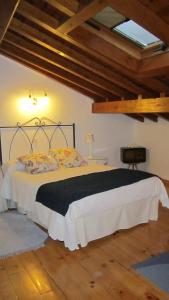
[128,163,138,170]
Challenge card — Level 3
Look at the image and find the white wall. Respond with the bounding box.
[133,119,169,180]
[0,55,134,166]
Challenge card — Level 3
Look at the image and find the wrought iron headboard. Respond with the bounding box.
[0,117,75,164]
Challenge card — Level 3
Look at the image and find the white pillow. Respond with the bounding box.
[18,152,58,174]
[49,148,86,168]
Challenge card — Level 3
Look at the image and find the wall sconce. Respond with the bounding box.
[29,94,37,105]
[19,91,50,114]
[28,92,49,106]
[85,133,94,159]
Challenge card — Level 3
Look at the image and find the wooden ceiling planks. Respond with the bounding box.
[1,0,169,121]
[45,0,80,16]
[0,0,21,42]
[5,31,129,98]
[82,23,142,59]
[14,1,168,93]
[141,78,169,95]
[69,26,139,72]
[10,18,109,74]
[8,18,152,98]
[17,1,61,31]
[12,3,160,97]
[139,51,169,77]
[45,1,169,95]
[47,0,142,57]
[16,1,140,72]
[139,0,169,14]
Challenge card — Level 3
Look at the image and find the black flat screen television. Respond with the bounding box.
[120,147,146,164]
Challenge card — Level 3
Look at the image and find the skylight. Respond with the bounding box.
[113,20,161,47]
[91,7,163,49]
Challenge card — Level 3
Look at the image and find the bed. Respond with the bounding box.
[0,117,169,250]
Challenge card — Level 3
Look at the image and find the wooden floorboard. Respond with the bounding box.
[1,192,169,299]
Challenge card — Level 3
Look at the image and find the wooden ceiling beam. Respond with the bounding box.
[69,26,139,72]
[0,41,118,100]
[0,48,104,101]
[5,32,134,98]
[92,97,169,114]
[134,94,158,121]
[0,0,20,43]
[57,0,109,34]
[158,113,169,121]
[140,114,158,122]
[3,0,168,104]
[139,1,169,13]
[10,18,106,72]
[16,0,105,66]
[108,0,169,45]
[45,0,79,17]
[82,23,141,60]
[47,0,142,60]
[5,31,131,98]
[16,1,162,96]
[139,51,169,77]
[17,1,60,30]
[16,2,139,72]
[142,78,169,95]
[141,41,163,59]
[125,114,144,122]
[10,18,151,96]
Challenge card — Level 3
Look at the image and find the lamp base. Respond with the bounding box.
[87,155,93,159]
[87,143,93,160]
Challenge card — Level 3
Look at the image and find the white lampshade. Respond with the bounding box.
[85,133,94,144]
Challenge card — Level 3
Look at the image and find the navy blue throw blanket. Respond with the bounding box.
[36,168,155,216]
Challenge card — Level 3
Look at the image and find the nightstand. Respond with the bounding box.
[87,157,108,165]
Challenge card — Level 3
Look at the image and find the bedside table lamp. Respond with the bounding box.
[85,133,94,159]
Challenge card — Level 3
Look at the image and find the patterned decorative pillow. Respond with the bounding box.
[18,152,58,174]
[49,148,86,168]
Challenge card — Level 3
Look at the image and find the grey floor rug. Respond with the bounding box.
[0,211,48,258]
[134,252,169,294]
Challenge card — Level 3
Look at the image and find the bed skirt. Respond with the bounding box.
[22,196,159,251]
[0,198,16,212]
[0,196,8,212]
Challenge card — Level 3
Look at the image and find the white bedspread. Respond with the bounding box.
[1,165,169,250]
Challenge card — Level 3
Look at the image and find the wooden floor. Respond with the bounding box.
[1,206,169,299]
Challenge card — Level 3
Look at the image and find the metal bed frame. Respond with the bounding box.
[0,117,75,165]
